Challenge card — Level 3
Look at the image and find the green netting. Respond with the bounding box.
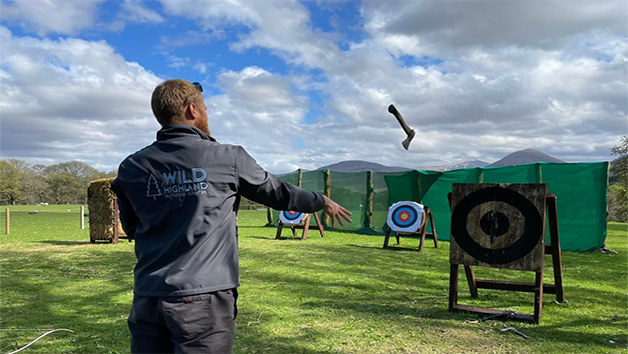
[390,162,609,252]
[271,162,608,252]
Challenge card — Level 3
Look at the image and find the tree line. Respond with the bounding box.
[1,137,626,220]
[608,136,627,223]
[0,159,116,205]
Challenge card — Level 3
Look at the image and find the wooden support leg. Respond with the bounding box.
[547,194,565,302]
[534,270,544,324]
[429,209,438,248]
[313,212,325,238]
[464,266,478,298]
[395,232,401,245]
[418,221,428,252]
[275,222,284,239]
[449,264,459,311]
[291,226,297,237]
[383,227,391,248]
[302,215,310,240]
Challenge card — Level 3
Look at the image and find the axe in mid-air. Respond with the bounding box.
[388,104,415,150]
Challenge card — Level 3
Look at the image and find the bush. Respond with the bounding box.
[608,184,627,222]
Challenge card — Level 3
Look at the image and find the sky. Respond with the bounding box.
[0,0,626,174]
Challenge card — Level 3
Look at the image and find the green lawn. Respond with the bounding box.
[0,209,626,354]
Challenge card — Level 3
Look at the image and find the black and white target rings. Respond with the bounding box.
[450,183,547,271]
[387,201,425,233]
[279,210,306,225]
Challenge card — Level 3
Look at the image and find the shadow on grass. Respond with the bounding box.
[39,240,93,245]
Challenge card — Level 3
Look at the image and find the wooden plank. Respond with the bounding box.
[450,183,547,272]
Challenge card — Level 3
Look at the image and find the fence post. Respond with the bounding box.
[364,171,374,229]
[5,208,10,235]
[323,169,331,227]
[266,207,275,226]
[80,206,85,230]
[297,168,303,187]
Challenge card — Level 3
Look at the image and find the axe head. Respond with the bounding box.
[402,129,415,150]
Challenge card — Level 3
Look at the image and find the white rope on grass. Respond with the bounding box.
[2,329,74,354]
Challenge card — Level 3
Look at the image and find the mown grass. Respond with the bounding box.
[0,208,626,354]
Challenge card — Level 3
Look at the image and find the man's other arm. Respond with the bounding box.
[236,147,352,226]
[236,147,324,213]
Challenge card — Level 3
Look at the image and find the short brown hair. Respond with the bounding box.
[151,79,202,126]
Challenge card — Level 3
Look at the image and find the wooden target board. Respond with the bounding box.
[450,183,547,272]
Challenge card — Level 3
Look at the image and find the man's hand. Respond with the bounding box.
[323,195,352,227]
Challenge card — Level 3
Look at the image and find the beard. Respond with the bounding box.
[194,117,211,136]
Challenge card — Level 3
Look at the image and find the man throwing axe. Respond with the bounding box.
[111,79,352,354]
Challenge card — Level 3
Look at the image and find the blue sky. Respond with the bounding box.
[1,0,626,173]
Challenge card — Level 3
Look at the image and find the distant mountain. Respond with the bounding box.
[488,149,565,167]
[416,160,489,172]
[316,160,412,173]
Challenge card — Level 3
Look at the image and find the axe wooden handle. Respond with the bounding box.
[388,104,412,135]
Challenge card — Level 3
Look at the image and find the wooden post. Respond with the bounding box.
[80,206,85,230]
[364,171,374,229]
[297,168,303,187]
[5,208,9,235]
[323,169,331,227]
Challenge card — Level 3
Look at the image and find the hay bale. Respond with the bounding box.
[88,178,117,242]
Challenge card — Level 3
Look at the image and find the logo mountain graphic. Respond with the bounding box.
[147,174,162,200]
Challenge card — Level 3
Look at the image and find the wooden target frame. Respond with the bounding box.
[383,205,438,252]
[275,212,325,240]
[448,183,565,324]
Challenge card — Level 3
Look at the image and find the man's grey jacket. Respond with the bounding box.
[111,124,325,297]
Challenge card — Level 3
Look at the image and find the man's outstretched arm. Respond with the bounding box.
[236,147,352,225]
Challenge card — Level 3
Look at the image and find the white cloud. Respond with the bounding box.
[153,0,626,170]
[1,0,107,36]
[0,27,163,171]
[1,1,626,174]
[110,0,165,31]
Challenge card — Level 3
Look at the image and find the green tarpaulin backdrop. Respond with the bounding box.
[274,162,609,252]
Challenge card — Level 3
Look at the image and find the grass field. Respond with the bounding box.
[0,206,626,354]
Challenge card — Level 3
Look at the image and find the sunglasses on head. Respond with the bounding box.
[192,82,203,93]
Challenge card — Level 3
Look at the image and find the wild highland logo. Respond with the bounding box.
[146,168,209,199]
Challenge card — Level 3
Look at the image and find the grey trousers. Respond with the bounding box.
[128,289,238,354]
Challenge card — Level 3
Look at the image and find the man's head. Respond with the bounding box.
[151,79,210,135]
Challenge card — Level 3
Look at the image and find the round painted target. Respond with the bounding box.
[451,186,543,265]
[280,210,306,225]
[387,201,425,233]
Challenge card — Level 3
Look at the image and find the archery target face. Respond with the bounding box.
[280,210,306,224]
[387,201,425,233]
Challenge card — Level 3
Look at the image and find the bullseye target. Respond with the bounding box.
[280,210,306,225]
[387,201,425,233]
[450,183,547,272]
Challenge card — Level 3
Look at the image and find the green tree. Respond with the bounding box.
[5,159,47,204]
[608,184,627,223]
[610,136,627,186]
[43,161,103,203]
[0,161,21,205]
[46,173,84,204]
